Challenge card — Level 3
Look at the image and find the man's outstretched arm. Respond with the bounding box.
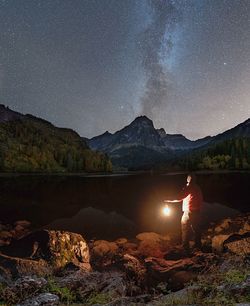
[164,199,182,203]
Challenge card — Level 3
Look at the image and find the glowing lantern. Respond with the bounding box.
[162,205,171,216]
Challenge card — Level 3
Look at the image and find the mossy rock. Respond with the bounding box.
[0,230,90,278]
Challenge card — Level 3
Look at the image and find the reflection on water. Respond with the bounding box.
[45,202,239,240]
[0,172,249,239]
[47,207,136,240]
[201,202,239,224]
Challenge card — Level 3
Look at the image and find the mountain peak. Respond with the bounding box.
[135,115,152,121]
[0,104,24,122]
[103,131,112,136]
[132,115,154,126]
[157,128,167,138]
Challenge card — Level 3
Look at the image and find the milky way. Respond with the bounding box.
[0,0,249,139]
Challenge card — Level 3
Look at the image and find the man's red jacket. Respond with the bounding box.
[180,183,203,212]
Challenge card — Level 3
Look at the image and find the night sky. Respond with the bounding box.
[0,0,249,140]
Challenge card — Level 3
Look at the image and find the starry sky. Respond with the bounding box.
[0,0,249,140]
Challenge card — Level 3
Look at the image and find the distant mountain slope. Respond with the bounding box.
[110,145,173,170]
[174,137,250,171]
[87,116,174,169]
[0,104,112,172]
[210,118,250,144]
[87,115,215,154]
[87,115,250,170]
[89,116,165,152]
[156,128,212,150]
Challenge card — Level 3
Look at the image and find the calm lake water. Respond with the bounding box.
[0,172,249,240]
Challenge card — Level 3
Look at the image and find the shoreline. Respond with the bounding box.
[0,169,249,177]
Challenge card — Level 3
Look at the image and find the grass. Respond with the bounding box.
[85,291,113,305]
[155,257,250,306]
[224,269,247,284]
[45,278,76,305]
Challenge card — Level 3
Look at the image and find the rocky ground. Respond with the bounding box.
[0,214,249,305]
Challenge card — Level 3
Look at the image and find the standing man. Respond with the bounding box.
[165,173,203,251]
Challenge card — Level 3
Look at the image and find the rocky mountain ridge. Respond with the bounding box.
[86,115,250,170]
[87,115,250,152]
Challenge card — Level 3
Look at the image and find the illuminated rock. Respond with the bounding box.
[0,230,90,278]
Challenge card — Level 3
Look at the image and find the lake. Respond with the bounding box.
[0,172,249,240]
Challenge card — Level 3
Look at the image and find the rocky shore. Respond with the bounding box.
[0,214,249,305]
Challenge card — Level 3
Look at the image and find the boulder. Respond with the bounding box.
[145,257,195,279]
[205,214,250,252]
[18,293,59,306]
[0,253,51,279]
[136,232,170,258]
[115,238,128,246]
[212,234,231,252]
[107,294,152,305]
[240,221,250,234]
[224,232,250,255]
[92,240,119,257]
[138,240,165,258]
[1,276,47,305]
[136,232,162,242]
[214,218,231,233]
[164,245,190,260]
[90,240,119,269]
[58,270,126,301]
[136,232,170,242]
[150,285,199,305]
[0,221,32,246]
[122,242,138,255]
[145,252,217,289]
[122,254,146,284]
[0,230,90,277]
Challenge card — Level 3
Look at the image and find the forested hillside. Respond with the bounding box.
[0,116,112,173]
[175,138,250,170]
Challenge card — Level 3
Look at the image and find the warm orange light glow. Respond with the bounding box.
[162,205,171,216]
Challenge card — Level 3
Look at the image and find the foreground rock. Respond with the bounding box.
[205,213,250,253]
[1,276,47,305]
[0,253,51,280]
[136,232,170,258]
[59,270,127,300]
[145,251,219,291]
[224,232,250,255]
[18,293,59,306]
[90,232,172,270]
[0,213,249,305]
[0,230,90,278]
[0,220,31,246]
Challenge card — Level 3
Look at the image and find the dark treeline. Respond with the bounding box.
[0,118,112,173]
[174,137,250,171]
[155,137,250,172]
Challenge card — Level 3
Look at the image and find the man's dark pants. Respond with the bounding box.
[181,210,201,249]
